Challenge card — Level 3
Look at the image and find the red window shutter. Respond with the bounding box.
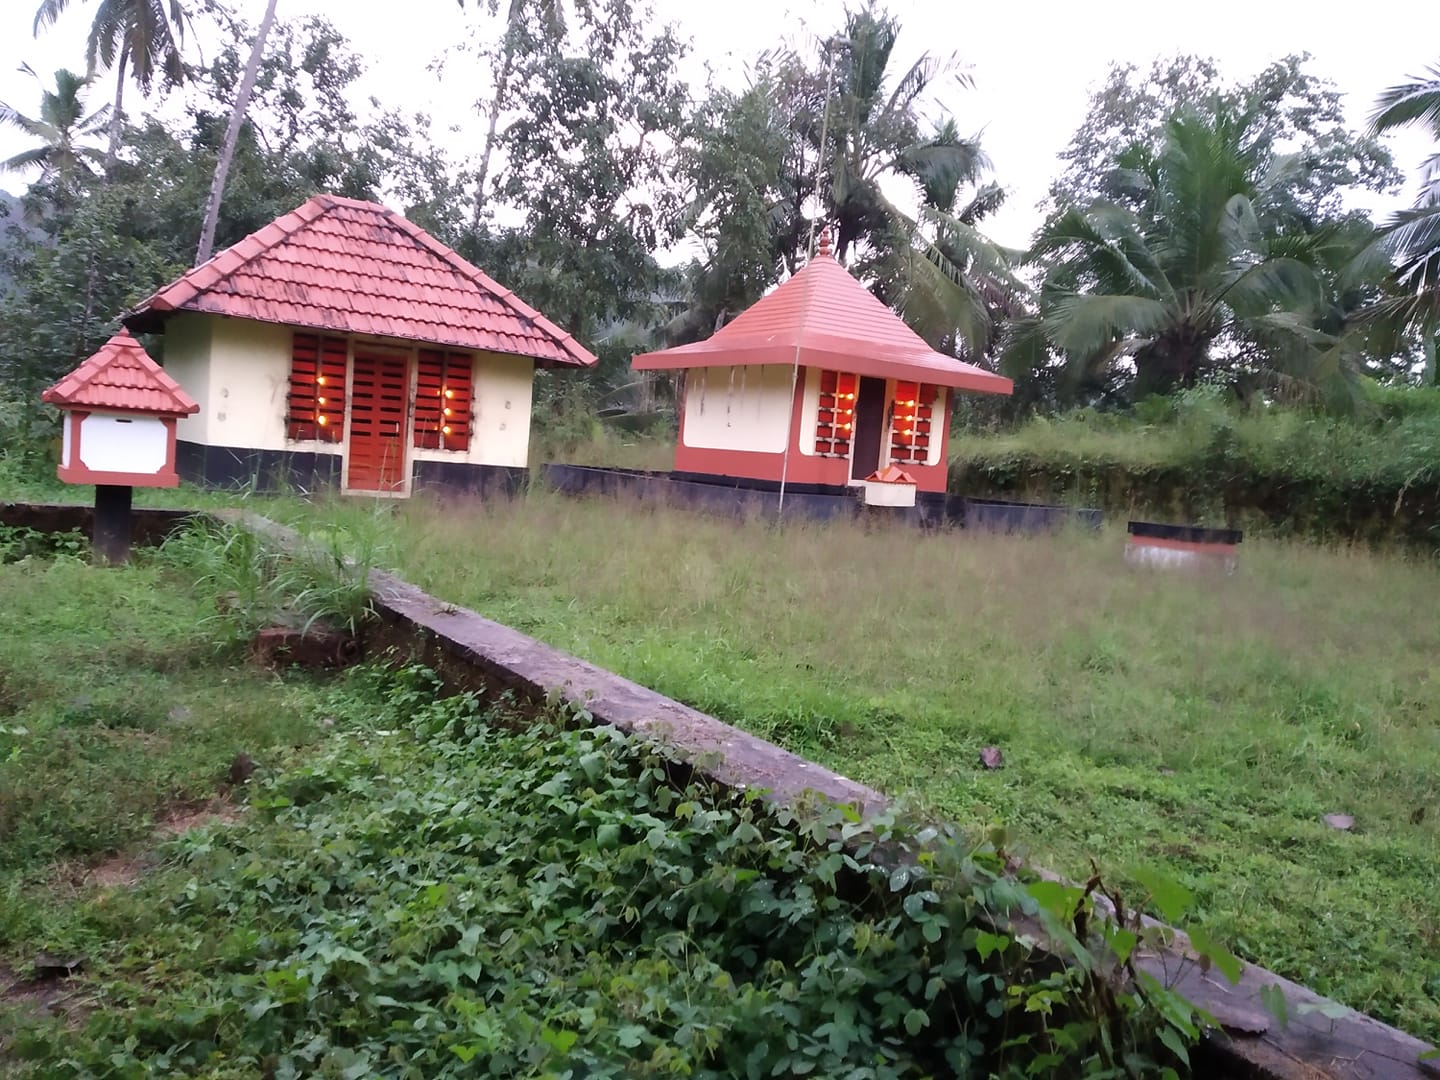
[414,349,444,449]
[413,350,473,452]
[317,337,346,442]
[889,381,932,465]
[441,353,472,452]
[287,333,346,443]
[814,371,856,457]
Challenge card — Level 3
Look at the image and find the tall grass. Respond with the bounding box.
[300,490,1440,1040]
[949,389,1440,542]
[536,427,677,471]
[158,506,393,639]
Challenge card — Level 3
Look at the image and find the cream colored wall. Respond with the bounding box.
[205,318,293,450]
[413,351,534,469]
[681,364,793,453]
[165,315,538,468]
[161,314,213,445]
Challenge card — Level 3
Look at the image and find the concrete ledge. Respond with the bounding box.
[365,566,891,817]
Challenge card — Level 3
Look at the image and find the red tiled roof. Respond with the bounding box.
[633,231,1011,395]
[865,465,917,484]
[42,330,199,416]
[124,194,595,368]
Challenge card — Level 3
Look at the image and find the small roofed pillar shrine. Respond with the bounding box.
[631,228,1012,507]
[42,330,199,563]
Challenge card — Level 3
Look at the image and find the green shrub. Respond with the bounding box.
[21,665,1221,1078]
[949,393,1440,543]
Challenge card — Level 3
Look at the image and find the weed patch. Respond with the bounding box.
[14,666,1219,1077]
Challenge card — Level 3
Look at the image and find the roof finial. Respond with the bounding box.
[817,226,833,259]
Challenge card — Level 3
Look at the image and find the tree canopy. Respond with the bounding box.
[0,5,1434,454]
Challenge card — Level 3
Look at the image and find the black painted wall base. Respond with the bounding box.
[178,442,344,493]
[412,459,527,498]
[544,464,1109,533]
[543,463,950,526]
[177,442,526,499]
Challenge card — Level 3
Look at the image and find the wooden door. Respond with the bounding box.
[346,348,409,492]
[849,376,888,480]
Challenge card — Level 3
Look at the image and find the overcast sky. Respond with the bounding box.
[1,0,1434,249]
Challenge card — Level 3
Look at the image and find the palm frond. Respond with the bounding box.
[32,0,73,35]
[1033,204,1172,303]
[1379,203,1440,268]
[0,146,51,173]
[883,52,956,118]
[895,135,988,209]
[920,205,1028,290]
[1043,292,1171,358]
[1369,65,1440,137]
[954,182,1005,226]
[996,316,1054,379]
[896,242,993,359]
[1212,257,1324,318]
[0,103,46,137]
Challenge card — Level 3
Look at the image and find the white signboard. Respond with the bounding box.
[78,414,168,475]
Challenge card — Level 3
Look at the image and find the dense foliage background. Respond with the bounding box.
[1,2,1436,539]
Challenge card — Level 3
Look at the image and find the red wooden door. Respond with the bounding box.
[346,349,409,492]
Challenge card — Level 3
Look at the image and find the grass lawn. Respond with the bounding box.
[0,543,1191,1077]
[0,550,339,1053]
[287,491,1440,1041]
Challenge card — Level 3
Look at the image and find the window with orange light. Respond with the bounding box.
[286,333,346,442]
[888,381,937,465]
[414,349,473,451]
[814,370,857,456]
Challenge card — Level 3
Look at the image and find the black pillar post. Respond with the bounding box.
[93,484,133,565]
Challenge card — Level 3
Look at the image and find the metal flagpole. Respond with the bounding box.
[777,34,844,521]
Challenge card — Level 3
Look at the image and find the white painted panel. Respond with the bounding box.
[682,365,793,453]
[78,415,167,474]
[465,353,534,468]
[208,318,292,450]
[1125,543,1238,575]
[863,480,917,507]
[926,388,946,466]
[61,415,72,467]
[161,313,213,445]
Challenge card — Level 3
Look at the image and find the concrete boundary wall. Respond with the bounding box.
[4,501,1435,1079]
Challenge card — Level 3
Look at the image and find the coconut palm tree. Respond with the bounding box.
[818,9,1025,360]
[668,6,1023,361]
[1003,106,1347,404]
[1364,63,1440,382]
[195,0,278,265]
[0,65,109,196]
[32,0,189,166]
[818,11,986,259]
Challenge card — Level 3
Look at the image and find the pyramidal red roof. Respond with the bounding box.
[42,330,199,416]
[124,194,595,368]
[634,231,1011,395]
